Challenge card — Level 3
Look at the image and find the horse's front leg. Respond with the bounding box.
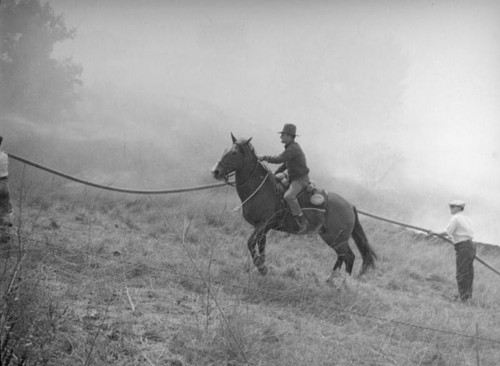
[247,225,268,275]
[256,233,268,274]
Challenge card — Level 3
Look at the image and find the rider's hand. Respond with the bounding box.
[257,155,266,161]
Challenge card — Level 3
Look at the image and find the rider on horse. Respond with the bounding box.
[258,124,310,234]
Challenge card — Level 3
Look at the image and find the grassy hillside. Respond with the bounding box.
[1,181,500,366]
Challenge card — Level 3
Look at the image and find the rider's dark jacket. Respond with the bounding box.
[263,141,309,181]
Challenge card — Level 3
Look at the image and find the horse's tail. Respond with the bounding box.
[351,206,377,274]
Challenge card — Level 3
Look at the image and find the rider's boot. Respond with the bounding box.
[294,214,308,234]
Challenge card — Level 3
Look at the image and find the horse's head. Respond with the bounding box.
[212,133,255,181]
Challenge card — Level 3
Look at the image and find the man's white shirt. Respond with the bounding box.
[445,212,474,244]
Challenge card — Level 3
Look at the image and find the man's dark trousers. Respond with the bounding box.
[454,240,476,301]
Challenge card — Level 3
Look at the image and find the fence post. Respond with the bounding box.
[476,323,480,366]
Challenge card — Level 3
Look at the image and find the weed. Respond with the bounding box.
[2,179,499,365]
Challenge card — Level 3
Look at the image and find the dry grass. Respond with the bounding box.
[1,184,499,365]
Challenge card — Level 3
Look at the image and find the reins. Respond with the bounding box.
[224,172,236,186]
[235,159,261,188]
[231,171,270,212]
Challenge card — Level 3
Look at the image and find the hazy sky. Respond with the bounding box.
[49,0,500,242]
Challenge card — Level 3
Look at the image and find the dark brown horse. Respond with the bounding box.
[211,134,376,278]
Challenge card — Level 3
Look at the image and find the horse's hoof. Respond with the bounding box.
[326,278,339,289]
[254,255,264,267]
[258,265,268,275]
[358,265,371,277]
[326,270,341,282]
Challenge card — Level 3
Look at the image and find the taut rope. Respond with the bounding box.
[8,152,500,277]
[8,152,227,194]
[358,209,500,277]
[231,172,270,212]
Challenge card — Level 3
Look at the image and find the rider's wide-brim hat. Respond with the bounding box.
[449,199,465,207]
[278,123,298,136]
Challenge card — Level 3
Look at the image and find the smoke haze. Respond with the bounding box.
[6,0,500,244]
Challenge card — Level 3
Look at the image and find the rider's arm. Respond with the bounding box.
[274,163,286,174]
[263,145,296,164]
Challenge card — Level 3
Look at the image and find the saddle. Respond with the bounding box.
[275,173,328,234]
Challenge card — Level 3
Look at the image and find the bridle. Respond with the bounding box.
[217,142,263,188]
[217,143,270,209]
[216,159,236,186]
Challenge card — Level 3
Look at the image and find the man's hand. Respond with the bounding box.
[257,155,266,162]
[427,230,450,239]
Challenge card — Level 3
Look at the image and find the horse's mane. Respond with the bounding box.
[236,138,280,189]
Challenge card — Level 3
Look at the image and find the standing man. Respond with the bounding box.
[0,136,12,253]
[0,136,11,217]
[258,124,310,234]
[429,200,476,302]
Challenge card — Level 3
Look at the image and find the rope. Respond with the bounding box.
[231,173,269,212]
[357,209,500,277]
[358,209,431,233]
[6,152,500,277]
[7,152,228,194]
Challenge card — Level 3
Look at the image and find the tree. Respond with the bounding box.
[0,0,82,123]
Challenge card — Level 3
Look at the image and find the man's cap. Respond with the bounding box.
[278,123,297,136]
[449,199,465,207]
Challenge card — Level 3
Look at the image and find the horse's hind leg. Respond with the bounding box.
[320,231,355,277]
[332,256,343,272]
[341,242,355,275]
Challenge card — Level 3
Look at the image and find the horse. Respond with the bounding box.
[211,134,377,279]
